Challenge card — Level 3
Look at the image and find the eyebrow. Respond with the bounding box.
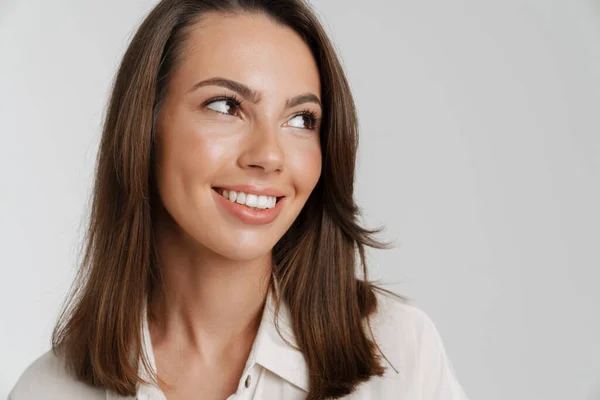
[187,77,322,110]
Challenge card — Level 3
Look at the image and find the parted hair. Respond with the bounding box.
[51,0,405,399]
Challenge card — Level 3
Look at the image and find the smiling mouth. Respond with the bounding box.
[212,187,284,207]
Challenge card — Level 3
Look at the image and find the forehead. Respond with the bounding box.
[173,12,321,97]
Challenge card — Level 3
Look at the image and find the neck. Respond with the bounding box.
[149,208,272,363]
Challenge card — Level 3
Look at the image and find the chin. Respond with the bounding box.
[206,237,277,262]
[219,247,273,263]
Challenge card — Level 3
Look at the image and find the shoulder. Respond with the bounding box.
[368,290,470,398]
[369,289,439,349]
[8,350,105,400]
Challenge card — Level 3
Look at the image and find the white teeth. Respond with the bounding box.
[257,195,269,209]
[217,188,278,209]
[235,192,246,205]
[245,194,258,207]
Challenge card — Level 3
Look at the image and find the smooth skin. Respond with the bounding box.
[150,11,323,400]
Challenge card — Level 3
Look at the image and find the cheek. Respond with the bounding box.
[287,139,322,195]
[187,134,233,175]
[156,121,238,192]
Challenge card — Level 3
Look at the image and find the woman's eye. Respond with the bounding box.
[289,114,316,130]
[206,99,239,116]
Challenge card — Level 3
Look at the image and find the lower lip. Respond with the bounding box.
[212,188,285,225]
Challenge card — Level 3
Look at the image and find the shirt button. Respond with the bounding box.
[244,374,251,388]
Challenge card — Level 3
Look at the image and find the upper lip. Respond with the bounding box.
[213,184,286,198]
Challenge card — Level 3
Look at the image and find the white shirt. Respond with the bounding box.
[9,286,469,399]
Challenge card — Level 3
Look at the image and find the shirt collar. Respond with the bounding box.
[248,278,310,391]
[131,277,310,398]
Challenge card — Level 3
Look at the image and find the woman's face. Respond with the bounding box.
[154,12,322,262]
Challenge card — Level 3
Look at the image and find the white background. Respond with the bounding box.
[1,0,599,399]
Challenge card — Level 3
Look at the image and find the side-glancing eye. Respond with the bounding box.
[202,94,321,131]
[288,110,321,131]
[204,95,242,116]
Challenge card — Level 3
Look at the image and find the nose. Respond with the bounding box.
[237,119,284,174]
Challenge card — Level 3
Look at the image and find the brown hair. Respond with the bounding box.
[51,0,406,398]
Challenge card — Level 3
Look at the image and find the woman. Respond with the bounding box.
[9,0,469,399]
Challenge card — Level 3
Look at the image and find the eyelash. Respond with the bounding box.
[202,94,322,131]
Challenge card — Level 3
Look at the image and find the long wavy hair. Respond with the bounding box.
[51,0,405,399]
